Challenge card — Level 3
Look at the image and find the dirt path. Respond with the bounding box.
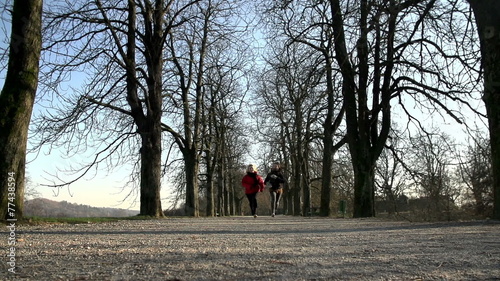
[1,217,499,280]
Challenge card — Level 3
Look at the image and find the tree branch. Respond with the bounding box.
[84,95,132,116]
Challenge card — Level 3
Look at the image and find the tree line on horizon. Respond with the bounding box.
[24,198,139,218]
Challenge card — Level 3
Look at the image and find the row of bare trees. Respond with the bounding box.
[374,128,493,220]
[252,0,494,218]
[1,0,499,220]
[24,0,254,217]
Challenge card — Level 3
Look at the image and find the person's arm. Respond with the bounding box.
[258,175,265,192]
[264,174,270,184]
[277,173,286,184]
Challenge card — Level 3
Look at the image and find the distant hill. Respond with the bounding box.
[24,198,139,217]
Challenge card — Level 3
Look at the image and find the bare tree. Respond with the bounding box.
[326,0,481,217]
[458,133,493,216]
[259,1,346,216]
[260,0,482,218]
[407,131,460,221]
[200,39,249,216]
[254,43,326,216]
[0,0,42,221]
[375,132,409,216]
[34,0,201,217]
[162,0,251,216]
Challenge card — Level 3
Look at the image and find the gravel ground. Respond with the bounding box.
[1,216,499,280]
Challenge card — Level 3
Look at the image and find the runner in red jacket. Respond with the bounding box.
[242,164,265,218]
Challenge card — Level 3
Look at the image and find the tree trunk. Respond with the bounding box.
[301,156,311,216]
[120,0,165,217]
[0,0,42,221]
[184,149,200,217]
[302,123,312,217]
[210,148,227,217]
[224,178,230,216]
[293,172,302,216]
[320,59,336,217]
[280,128,291,215]
[206,169,215,217]
[139,128,163,217]
[467,0,500,220]
[217,163,224,216]
[204,136,215,217]
[293,102,304,216]
[320,129,333,216]
[137,0,165,217]
[352,163,376,218]
[229,176,236,216]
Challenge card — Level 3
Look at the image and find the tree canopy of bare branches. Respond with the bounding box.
[257,0,483,217]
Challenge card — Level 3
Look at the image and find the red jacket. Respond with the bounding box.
[242,172,265,194]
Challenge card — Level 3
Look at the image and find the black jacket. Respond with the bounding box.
[264,171,286,190]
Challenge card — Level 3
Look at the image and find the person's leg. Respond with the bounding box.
[247,193,258,217]
[246,194,255,216]
[252,193,258,217]
[275,189,282,212]
[270,191,277,217]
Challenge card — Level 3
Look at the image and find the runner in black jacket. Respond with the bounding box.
[264,162,286,217]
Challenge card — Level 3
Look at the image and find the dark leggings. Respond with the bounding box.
[246,193,258,215]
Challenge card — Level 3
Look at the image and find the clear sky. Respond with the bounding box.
[26,146,149,210]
